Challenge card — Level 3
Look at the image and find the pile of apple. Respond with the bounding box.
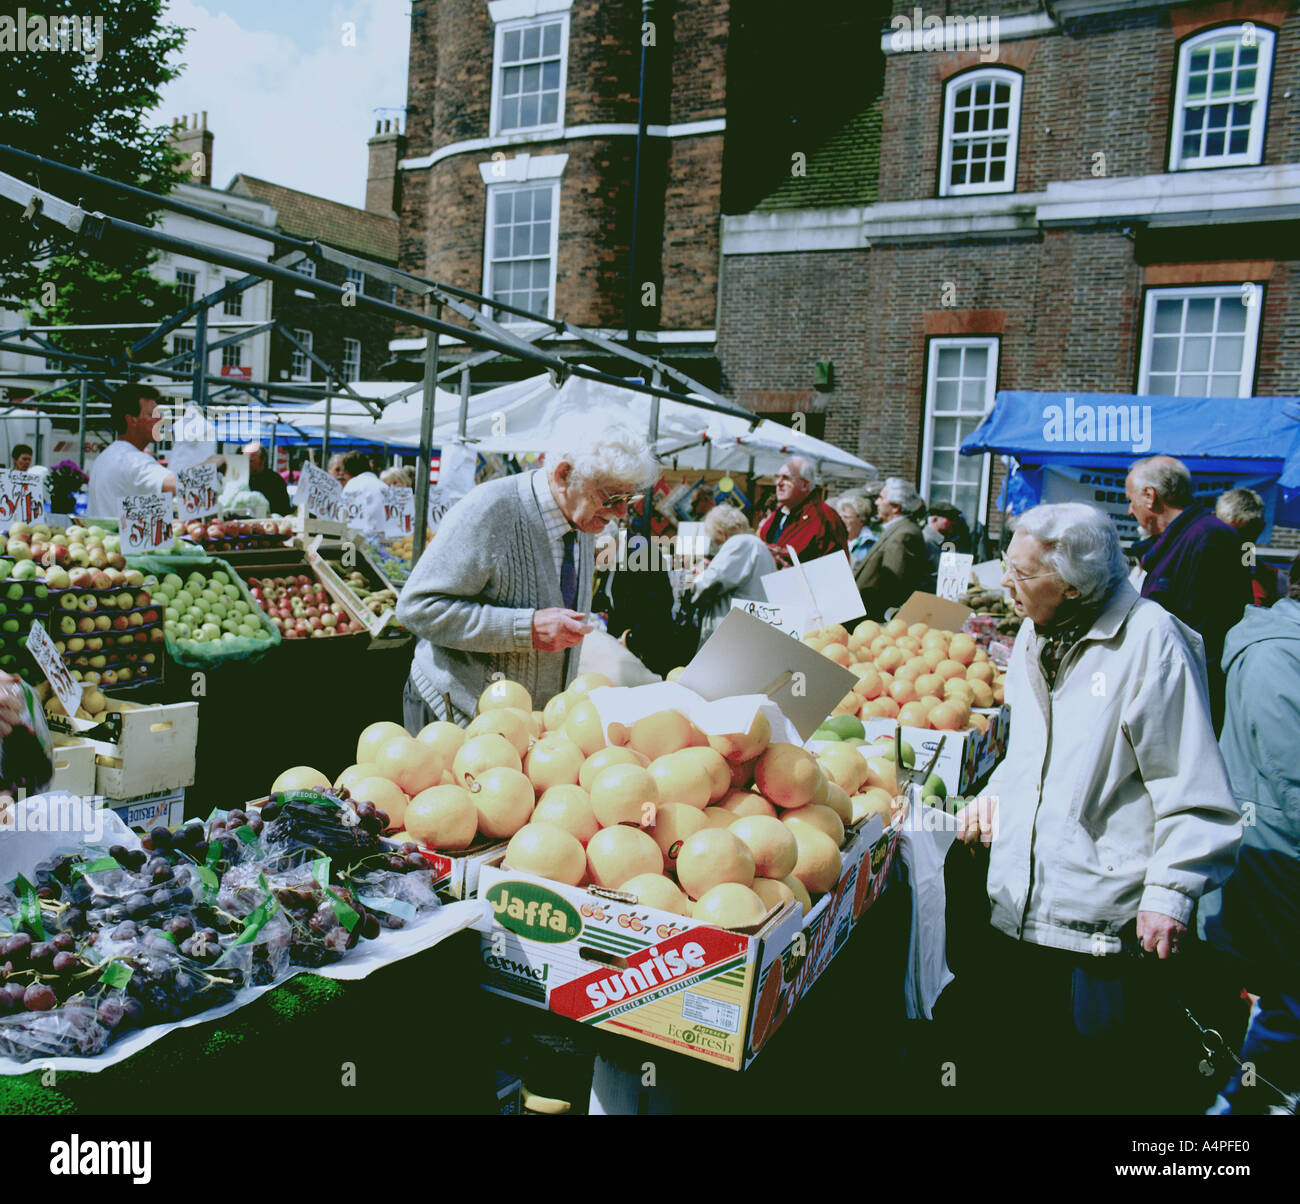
[49,568,164,688]
[174,518,294,553]
[0,522,124,588]
[153,569,274,645]
[804,617,1007,732]
[247,574,356,640]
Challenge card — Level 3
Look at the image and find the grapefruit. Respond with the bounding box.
[405,784,478,849]
[533,785,600,845]
[863,756,899,794]
[454,733,523,782]
[948,634,977,666]
[466,766,535,838]
[675,746,731,802]
[914,672,945,699]
[966,661,995,685]
[542,691,571,731]
[618,873,691,916]
[716,789,777,818]
[589,763,658,828]
[628,709,696,759]
[349,776,409,832]
[647,802,709,871]
[783,803,844,847]
[356,721,408,765]
[568,672,614,697]
[727,756,757,790]
[851,667,884,700]
[648,751,712,810]
[969,680,995,708]
[675,828,755,899]
[729,815,798,879]
[876,646,906,674]
[478,679,533,714]
[851,787,895,827]
[416,720,466,763]
[506,822,586,886]
[897,701,932,728]
[783,873,814,915]
[692,883,767,930]
[562,698,609,756]
[465,708,533,757]
[700,807,738,828]
[333,763,380,794]
[823,781,853,826]
[707,710,771,762]
[935,659,966,681]
[523,736,585,793]
[272,766,330,793]
[373,735,446,796]
[754,743,821,810]
[751,876,798,914]
[815,744,868,794]
[930,700,968,731]
[578,745,650,790]
[586,825,663,888]
[789,824,842,895]
[821,643,851,667]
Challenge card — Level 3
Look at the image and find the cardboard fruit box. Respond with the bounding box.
[476,814,897,1073]
[304,541,409,651]
[46,697,199,798]
[413,834,508,901]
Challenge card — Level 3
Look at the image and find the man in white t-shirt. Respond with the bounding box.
[340,449,388,535]
[86,384,223,518]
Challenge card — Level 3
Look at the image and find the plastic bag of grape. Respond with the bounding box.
[0,992,114,1063]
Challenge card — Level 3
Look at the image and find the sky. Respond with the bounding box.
[154,0,412,210]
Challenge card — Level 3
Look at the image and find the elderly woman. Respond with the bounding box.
[955,501,1242,1112]
[688,503,778,648]
[396,425,660,725]
[833,491,877,567]
[853,477,930,618]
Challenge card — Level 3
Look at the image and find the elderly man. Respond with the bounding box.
[1126,455,1251,732]
[853,478,930,618]
[243,441,291,516]
[396,426,660,726]
[1216,486,1277,607]
[757,457,847,569]
[956,502,1241,1112]
[339,449,388,536]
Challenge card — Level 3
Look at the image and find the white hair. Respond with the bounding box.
[549,424,660,492]
[704,502,751,543]
[242,441,265,458]
[1015,502,1128,607]
[782,456,817,487]
[880,477,923,513]
[832,492,873,522]
[1129,455,1193,508]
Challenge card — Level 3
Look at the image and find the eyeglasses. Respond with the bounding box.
[598,487,644,509]
[1001,555,1056,584]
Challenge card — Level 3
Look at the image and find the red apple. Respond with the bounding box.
[142,609,158,624]
[149,628,164,642]
[112,615,128,631]
[133,630,148,643]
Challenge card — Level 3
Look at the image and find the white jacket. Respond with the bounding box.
[985,581,1241,956]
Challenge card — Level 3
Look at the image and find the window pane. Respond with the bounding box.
[1181,375,1208,396]
[970,161,986,184]
[974,81,990,104]
[930,449,956,479]
[957,454,982,485]
[1190,49,1210,72]
[540,93,558,125]
[1213,336,1243,371]
[495,191,514,222]
[1217,299,1247,333]
[533,188,552,219]
[995,83,1009,103]
[503,29,520,60]
[1181,338,1211,372]
[532,221,550,255]
[1185,297,1216,332]
[543,22,561,56]
[1239,44,1257,66]
[964,346,989,377]
[936,347,963,377]
[1237,68,1256,93]
[1228,127,1249,154]
[960,379,986,408]
[502,68,521,97]
[1150,338,1179,372]
[543,60,560,89]
[972,107,989,132]
[1187,71,1208,101]
[522,62,541,92]
[1148,373,1176,394]
[520,95,539,127]
[932,417,961,448]
[500,97,520,128]
[953,109,969,134]
[522,25,540,58]
[1212,374,1241,395]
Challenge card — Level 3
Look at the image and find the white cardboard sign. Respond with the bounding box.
[26,620,82,720]
[728,598,806,639]
[936,552,975,601]
[760,549,865,629]
[300,461,342,521]
[381,486,415,538]
[175,463,221,522]
[119,493,171,555]
[0,469,47,525]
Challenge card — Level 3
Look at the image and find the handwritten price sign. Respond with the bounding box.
[936,551,975,602]
[120,494,172,555]
[381,487,414,538]
[728,598,806,639]
[300,461,342,521]
[176,463,221,522]
[26,620,82,721]
[0,470,47,525]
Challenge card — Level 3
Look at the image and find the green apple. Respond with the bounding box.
[174,590,193,609]
[221,618,239,633]
[164,607,179,621]
[221,631,237,642]
[6,583,22,600]
[200,622,221,640]
[921,773,947,802]
[18,603,33,616]
[200,589,219,605]
[188,628,207,642]
[163,573,183,591]
[33,583,47,598]
[236,623,257,638]
[192,598,210,615]
[211,571,229,586]
[233,601,249,617]
[1,619,19,634]
[811,728,841,742]
[0,560,12,578]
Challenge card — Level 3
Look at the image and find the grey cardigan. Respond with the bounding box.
[396,470,594,720]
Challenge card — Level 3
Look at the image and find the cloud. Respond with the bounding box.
[155,0,411,208]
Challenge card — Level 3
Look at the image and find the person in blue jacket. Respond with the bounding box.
[1199,576,1300,1114]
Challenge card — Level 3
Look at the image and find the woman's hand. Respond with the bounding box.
[0,673,26,741]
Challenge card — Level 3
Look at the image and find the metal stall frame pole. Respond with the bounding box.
[192,307,208,412]
[77,378,88,470]
[458,365,470,437]
[323,391,332,464]
[413,308,441,560]
[643,368,662,537]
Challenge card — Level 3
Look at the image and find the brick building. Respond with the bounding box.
[718,0,1300,538]
[392,0,731,383]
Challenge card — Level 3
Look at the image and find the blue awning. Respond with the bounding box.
[961,392,1300,490]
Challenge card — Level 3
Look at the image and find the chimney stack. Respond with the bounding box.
[170,111,213,186]
[365,116,406,217]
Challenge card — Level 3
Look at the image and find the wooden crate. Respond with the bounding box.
[68,698,201,798]
[49,736,96,797]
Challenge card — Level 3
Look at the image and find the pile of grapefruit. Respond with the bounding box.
[804,618,1007,732]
